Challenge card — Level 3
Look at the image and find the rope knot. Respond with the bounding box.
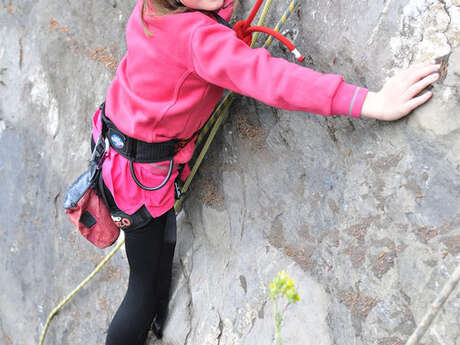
[233,20,253,46]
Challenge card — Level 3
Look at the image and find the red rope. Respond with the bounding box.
[233,0,304,62]
[246,0,264,25]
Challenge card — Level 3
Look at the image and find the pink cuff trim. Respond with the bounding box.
[331,82,369,118]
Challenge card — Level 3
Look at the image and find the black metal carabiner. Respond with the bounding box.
[129,159,174,191]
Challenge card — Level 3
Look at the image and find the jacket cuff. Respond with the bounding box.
[331,82,368,118]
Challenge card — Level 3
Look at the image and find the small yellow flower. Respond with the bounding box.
[269,270,300,303]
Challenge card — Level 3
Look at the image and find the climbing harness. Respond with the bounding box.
[39,1,302,344]
[100,102,194,192]
[63,101,193,248]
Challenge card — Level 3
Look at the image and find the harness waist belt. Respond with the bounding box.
[100,103,187,163]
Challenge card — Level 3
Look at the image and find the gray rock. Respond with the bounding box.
[1,1,459,345]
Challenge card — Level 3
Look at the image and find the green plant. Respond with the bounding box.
[269,270,300,345]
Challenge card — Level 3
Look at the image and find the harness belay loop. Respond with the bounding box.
[233,0,304,62]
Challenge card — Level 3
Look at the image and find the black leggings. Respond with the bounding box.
[101,183,176,345]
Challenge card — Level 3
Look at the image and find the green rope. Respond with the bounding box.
[174,92,234,212]
[175,0,278,212]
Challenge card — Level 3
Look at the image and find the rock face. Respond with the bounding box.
[1,1,459,345]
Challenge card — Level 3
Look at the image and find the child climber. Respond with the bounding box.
[91,0,441,344]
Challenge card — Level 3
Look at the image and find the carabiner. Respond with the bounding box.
[129,159,174,191]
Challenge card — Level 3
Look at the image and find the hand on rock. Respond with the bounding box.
[361,61,441,121]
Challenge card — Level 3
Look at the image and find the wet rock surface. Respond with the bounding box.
[1,1,459,345]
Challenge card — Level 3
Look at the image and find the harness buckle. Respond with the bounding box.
[174,164,187,200]
[90,134,109,167]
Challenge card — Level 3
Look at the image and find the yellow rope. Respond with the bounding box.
[251,0,273,45]
[175,0,276,212]
[38,1,300,343]
[193,0,278,149]
[191,0,298,148]
[265,0,298,47]
[38,237,125,345]
[174,92,234,212]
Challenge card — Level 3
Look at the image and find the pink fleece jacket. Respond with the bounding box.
[92,0,368,217]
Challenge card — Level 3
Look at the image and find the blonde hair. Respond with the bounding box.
[141,0,189,36]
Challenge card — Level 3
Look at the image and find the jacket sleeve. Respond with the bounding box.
[189,21,368,117]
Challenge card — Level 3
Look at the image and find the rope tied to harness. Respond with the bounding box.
[233,0,304,62]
